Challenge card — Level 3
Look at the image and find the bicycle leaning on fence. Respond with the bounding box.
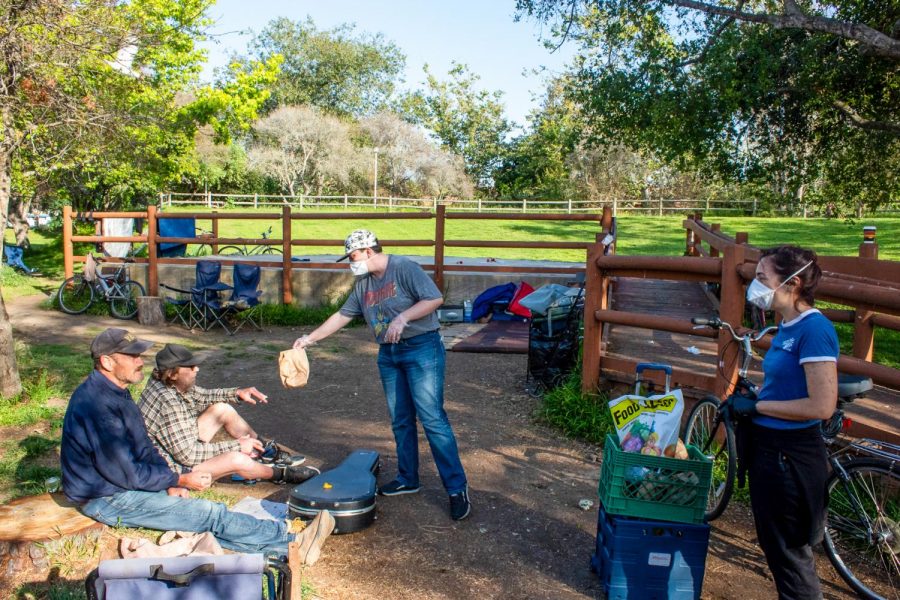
[218,225,282,256]
[682,316,899,600]
[57,253,146,320]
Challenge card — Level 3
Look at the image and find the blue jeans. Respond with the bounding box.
[377,330,467,494]
[81,490,295,554]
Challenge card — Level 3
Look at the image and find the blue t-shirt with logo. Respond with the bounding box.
[340,255,442,344]
[754,309,839,430]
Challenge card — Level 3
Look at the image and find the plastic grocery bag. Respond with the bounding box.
[608,389,685,457]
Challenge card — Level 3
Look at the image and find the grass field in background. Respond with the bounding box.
[155,208,900,262]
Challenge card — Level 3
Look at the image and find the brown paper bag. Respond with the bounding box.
[279,348,309,388]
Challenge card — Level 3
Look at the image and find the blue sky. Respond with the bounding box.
[199,0,575,129]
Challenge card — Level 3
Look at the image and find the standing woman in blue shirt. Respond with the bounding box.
[729,245,839,599]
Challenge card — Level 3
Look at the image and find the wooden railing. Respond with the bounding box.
[63,205,615,304]
[583,214,900,396]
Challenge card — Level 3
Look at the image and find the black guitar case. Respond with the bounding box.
[287,449,380,534]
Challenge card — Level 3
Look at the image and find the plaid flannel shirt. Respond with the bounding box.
[139,377,240,472]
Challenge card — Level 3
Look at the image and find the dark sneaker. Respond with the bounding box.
[274,465,320,484]
[258,439,306,466]
[449,488,471,521]
[378,479,421,496]
[273,453,306,467]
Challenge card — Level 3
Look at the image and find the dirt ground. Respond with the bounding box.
[4,295,860,599]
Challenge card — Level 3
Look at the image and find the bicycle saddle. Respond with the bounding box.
[837,373,873,399]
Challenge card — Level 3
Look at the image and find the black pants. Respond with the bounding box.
[748,424,828,600]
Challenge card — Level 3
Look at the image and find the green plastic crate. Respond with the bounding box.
[598,434,712,524]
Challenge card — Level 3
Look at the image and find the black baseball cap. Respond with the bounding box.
[90,328,154,359]
[156,343,205,370]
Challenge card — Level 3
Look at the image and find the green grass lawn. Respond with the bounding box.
[157,207,900,262]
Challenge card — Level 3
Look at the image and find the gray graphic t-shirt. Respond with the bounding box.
[339,255,442,344]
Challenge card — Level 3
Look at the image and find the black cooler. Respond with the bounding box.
[287,449,380,534]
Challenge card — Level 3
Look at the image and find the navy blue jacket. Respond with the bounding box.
[61,370,178,504]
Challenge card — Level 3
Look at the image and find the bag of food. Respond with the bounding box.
[608,389,685,457]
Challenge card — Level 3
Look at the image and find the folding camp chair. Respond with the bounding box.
[225,263,263,333]
[85,553,292,600]
[2,244,38,275]
[160,261,232,331]
[191,260,233,333]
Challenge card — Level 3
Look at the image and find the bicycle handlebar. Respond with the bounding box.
[692,316,776,344]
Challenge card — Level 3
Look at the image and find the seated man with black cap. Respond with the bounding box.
[140,343,317,485]
[62,328,335,560]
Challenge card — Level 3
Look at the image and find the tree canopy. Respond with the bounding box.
[516,0,900,210]
[401,63,513,192]
[243,17,406,117]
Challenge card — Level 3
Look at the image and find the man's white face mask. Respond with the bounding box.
[349,253,370,276]
[746,261,813,310]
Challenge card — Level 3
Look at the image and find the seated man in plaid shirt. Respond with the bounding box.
[140,343,317,484]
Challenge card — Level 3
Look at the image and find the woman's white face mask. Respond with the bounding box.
[746,261,813,310]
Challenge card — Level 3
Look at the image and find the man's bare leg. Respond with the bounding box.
[193,451,274,481]
[197,403,257,442]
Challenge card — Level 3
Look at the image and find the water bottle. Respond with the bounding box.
[463,299,473,323]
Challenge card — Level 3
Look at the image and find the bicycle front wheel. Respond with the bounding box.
[824,458,900,600]
[682,395,736,521]
[57,276,94,314]
[259,246,282,255]
[109,280,145,319]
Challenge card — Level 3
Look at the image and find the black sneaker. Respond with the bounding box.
[274,465,320,484]
[378,479,422,496]
[449,488,471,521]
[258,440,306,466]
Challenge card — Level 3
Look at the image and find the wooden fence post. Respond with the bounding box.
[853,226,878,360]
[211,211,219,255]
[717,243,747,398]
[582,242,605,394]
[146,205,158,296]
[63,206,73,280]
[601,206,613,232]
[282,205,292,305]
[434,204,445,292]
[710,223,721,258]
[684,215,695,256]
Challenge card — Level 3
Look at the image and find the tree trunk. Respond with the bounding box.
[9,194,31,248]
[0,289,22,399]
[0,148,22,399]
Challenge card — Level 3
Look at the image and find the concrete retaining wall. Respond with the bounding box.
[123,255,582,307]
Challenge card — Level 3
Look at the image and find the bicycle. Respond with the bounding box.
[57,254,146,319]
[218,226,282,256]
[682,316,899,600]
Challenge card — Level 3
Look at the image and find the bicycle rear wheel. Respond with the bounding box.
[824,458,900,600]
[682,395,736,521]
[218,246,245,256]
[109,280,145,319]
[57,276,94,314]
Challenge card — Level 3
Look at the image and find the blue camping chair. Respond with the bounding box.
[160,260,232,331]
[2,244,37,275]
[226,263,263,333]
[191,260,233,332]
[157,217,197,258]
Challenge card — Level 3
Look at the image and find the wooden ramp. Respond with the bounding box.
[602,278,900,443]
[604,278,723,380]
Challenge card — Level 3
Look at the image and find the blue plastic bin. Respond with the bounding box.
[590,504,710,600]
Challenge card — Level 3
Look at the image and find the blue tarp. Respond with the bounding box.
[158,217,196,257]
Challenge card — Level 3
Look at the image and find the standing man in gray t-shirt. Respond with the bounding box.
[293,229,471,521]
